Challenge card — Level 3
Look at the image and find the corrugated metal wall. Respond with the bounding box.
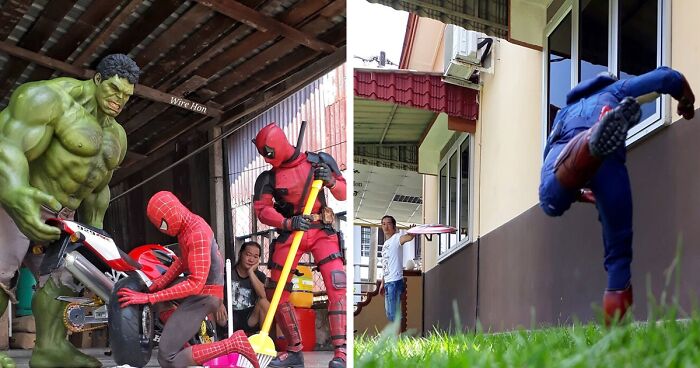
[225,64,347,238]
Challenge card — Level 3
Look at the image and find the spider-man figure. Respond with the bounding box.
[253,123,347,368]
[117,191,259,368]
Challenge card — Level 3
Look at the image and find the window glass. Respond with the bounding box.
[548,13,572,133]
[448,152,458,247]
[439,165,447,254]
[580,0,609,82]
[619,0,658,124]
[360,226,370,257]
[459,138,470,241]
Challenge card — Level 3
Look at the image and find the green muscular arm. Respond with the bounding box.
[0,83,63,241]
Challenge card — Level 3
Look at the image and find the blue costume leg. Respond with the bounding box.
[590,152,633,290]
[539,142,578,217]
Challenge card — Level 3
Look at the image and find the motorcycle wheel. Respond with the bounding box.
[108,275,155,367]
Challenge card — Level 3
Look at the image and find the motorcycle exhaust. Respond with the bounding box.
[63,251,115,302]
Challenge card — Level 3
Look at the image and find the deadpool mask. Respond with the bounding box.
[252,123,295,168]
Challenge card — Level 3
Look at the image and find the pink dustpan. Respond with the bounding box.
[204,352,241,367]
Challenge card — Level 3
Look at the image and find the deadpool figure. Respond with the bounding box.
[253,123,347,368]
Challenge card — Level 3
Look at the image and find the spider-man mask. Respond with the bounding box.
[252,123,295,168]
[147,191,188,237]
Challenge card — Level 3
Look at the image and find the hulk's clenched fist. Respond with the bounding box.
[0,54,139,368]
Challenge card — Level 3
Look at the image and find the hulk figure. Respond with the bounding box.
[0,54,139,367]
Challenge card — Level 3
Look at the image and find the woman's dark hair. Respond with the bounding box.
[236,241,262,266]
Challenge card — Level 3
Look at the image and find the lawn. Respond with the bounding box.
[355,315,700,367]
[355,244,700,367]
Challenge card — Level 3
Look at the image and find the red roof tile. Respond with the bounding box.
[353,69,479,121]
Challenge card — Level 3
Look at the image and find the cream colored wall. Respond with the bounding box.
[671,1,700,123]
[510,0,547,47]
[406,17,445,72]
[418,114,454,175]
[422,174,439,272]
[422,40,543,272]
[477,40,543,235]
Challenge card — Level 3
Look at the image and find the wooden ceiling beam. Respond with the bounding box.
[207,12,342,97]
[0,0,75,97]
[194,0,336,52]
[0,41,221,117]
[25,0,124,82]
[72,0,145,66]
[124,75,209,134]
[111,45,345,185]
[0,0,33,39]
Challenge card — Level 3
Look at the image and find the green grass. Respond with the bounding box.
[355,242,700,367]
[355,315,700,367]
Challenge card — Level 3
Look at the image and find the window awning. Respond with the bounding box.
[353,68,479,121]
[366,0,509,39]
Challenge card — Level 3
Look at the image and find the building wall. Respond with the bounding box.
[423,1,700,332]
[425,109,700,332]
[510,0,547,48]
[477,40,543,235]
[420,40,543,272]
[671,1,700,123]
[405,17,446,72]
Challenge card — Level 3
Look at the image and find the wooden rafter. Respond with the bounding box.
[195,0,336,52]
[123,75,209,134]
[111,45,346,184]
[25,0,123,82]
[0,0,75,95]
[72,0,145,66]
[0,41,222,117]
[0,0,32,39]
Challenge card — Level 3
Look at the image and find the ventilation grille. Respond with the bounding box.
[392,194,422,204]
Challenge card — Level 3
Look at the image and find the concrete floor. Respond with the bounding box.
[3,348,333,367]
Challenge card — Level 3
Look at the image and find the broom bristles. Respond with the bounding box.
[237,353,275,368]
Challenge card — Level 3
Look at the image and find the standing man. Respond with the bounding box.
[0,54,138,368]
[539,66,695,325]
[117,191,259,368]
[214,241,270,335]
[253,122,347,368]
[379,216,414,323]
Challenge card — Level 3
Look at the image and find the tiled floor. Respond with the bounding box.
[3,348,334,367]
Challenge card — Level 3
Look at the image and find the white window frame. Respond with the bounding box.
[437,134,474,263]
[542,0,671,150]
[360,226,371,257]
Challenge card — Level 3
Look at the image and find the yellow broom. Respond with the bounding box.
[242,179,324,368]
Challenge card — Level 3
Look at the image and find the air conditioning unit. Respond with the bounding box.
[443,25,494,89]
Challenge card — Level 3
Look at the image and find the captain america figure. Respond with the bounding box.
[253,122,347,368]
[539,66,695,325]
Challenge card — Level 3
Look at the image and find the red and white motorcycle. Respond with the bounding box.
[40,218,177,367]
